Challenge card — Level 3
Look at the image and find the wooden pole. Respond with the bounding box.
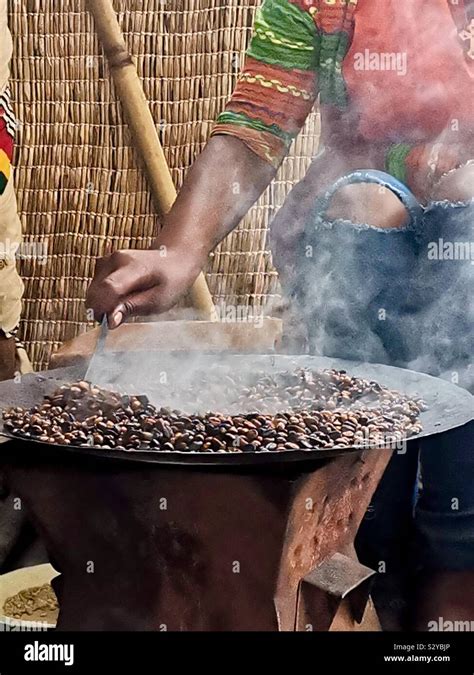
[85,0,217,320]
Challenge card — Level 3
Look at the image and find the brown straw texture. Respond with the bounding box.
[9,0,320,370]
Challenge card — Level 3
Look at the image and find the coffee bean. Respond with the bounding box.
[284,442,300,450]
[189,441,203,451]
[211,438,225,451]
[4,369,425,455]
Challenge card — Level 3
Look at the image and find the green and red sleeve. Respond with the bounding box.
[211,0,320,168]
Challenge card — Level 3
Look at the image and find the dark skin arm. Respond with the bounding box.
[86,135,276,327]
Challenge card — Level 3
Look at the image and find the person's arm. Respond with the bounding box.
[87,0,319,327]
[86,137,276,327]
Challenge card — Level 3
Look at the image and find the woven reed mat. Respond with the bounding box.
[9,0,320,370]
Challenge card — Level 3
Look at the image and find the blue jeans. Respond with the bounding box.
[290,170,474,572]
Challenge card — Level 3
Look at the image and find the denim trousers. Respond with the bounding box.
[289,170,474,574]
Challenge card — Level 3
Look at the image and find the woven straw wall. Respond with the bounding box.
[8,0,320,370]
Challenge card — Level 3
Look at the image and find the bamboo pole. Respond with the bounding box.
[85,0,217,320]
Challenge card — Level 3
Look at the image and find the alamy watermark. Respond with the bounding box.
[354,49,408,76]
[0,617,49,632]
[0,238,48,265]
[216,301,264,327]
[428,617,474,632]
[427,238,474,264]
[24,641,74,667]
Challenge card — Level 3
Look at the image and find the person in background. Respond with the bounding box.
[0,2,24,381]
[0,0,39,574]
[87,0,474,628]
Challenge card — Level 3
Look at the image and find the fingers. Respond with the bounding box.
[117,286,172,326]
[86,247,194,328]
[106,305,124,330]
[92,255,109,280]
[116,264,194,326]
[86,250,158,321]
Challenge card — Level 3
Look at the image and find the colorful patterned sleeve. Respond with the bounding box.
[211,0,319,168]
[0,87,15,194]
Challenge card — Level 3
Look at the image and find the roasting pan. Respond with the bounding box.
[0,354,471,468]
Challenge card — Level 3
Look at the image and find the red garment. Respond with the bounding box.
[212,0,474,193]
[344,0,474,143]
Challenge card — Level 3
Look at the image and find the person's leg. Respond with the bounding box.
[298,166,474,381]
[0,331,15,380]
[412,422,474,629]
[290,179,420,364]
[434,162,474,203]
[409,167,474,628]
[326,182,410,230]
[356,441,420,630]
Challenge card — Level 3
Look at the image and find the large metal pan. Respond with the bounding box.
[0,354,472,468]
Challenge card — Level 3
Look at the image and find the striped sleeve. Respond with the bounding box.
[211,0,319,168]
[0,87,16,194]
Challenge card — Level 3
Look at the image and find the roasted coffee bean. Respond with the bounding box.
[288,425,305,434]
[189,441,203,451]
[3,370,425,455]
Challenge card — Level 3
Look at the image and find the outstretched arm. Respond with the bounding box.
[86,135,276,326]
[87,0,319,326]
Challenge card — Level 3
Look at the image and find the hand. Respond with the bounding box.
[86,245,203,328]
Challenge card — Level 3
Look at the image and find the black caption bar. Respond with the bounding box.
[0,632,472,674]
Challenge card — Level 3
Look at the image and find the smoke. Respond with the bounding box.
[278,180,474,394]
[89,1,473,404]
[268,0,474,394]
[84,313,282,414]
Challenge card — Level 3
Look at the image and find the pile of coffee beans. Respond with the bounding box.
[3,584,58,623]
[2,369,426,453]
